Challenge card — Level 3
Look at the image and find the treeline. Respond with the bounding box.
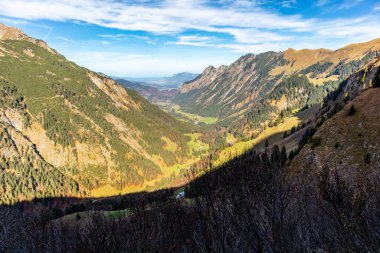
[244,74,337,136]
[329,51,380,79]
[0,124,80,205]
[0,84,31,128]
[302,61,333,78]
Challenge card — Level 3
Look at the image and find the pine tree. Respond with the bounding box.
[348,104,356,116]
[281,145,287,165]
[373,68,380,88]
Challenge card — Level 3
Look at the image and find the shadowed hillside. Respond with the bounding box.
[0,57,379,252]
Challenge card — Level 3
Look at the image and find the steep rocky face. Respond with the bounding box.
[0,23,28,40]
[175,38,380,135]
[0,23,57,54]
[0,24,192,203]
[0,121,81,204]
[180,65,228,93]
[174,52,287,120]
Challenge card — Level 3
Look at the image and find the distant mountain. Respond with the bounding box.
[173,38,380,137]
[125,72,198,88]
[0,23,194,204]
[116,78,178,103]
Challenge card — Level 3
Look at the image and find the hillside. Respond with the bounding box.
[0,35,379,252]
[173,38,380,136]
[4,63,379,251]
[290,56,380,195]
[0,24,196,204]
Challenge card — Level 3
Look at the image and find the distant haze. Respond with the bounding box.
[122,72,199,88]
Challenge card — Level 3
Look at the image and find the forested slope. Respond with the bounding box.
[0,24,194,204]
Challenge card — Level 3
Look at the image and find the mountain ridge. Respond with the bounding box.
[174,37,380,137]
[0,23,196,204]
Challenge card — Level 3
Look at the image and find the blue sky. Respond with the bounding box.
[0,0,379,77]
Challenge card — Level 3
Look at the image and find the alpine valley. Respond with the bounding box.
[0,19,379,253]
[0,23,200,203]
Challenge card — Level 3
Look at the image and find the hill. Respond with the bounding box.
[0,24,196,204]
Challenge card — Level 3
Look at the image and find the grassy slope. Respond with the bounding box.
[91,132,209,197]
[0,38,197,199]
[156,102,218,125]
[214,105,318,167]
[174,39,380,138]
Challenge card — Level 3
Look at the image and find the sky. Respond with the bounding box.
[0,0,379,77]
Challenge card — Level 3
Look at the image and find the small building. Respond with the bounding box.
[176,191,185,200]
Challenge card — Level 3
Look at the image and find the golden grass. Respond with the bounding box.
[161,136,177,152]
[157,102,218,124]
[185,133,209,153]
[307,75,339,86]
[91,184,144,198]
[226,133,237,145]
[91,133,209,197]
[214,115,302,167]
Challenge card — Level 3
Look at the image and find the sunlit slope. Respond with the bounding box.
[0,24,194,203]
[174,38,380,137]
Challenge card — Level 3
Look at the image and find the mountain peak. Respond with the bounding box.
[0,23,28,40]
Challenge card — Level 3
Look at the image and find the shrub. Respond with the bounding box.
[311,136,322,148]
[348,105,356,116]
[373,68,380,88]
[364,153,371,164]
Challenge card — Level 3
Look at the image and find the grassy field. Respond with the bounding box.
[185,133,209,154]
[157,102,218,125]
[91,184,145,197]
[214,106,319,167]
[91,133,209,197]
[226,133,237,145]
[161,136,178,152]
[52,208,131,228]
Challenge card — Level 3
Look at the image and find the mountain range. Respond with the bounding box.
[173,39,380,137]
[123,72,198,89]
[0,21,380,252]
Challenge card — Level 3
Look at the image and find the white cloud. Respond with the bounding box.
[99,34,127,39]
[0,0,308,35]
[0,0,379,75]
[55,36,75,44]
